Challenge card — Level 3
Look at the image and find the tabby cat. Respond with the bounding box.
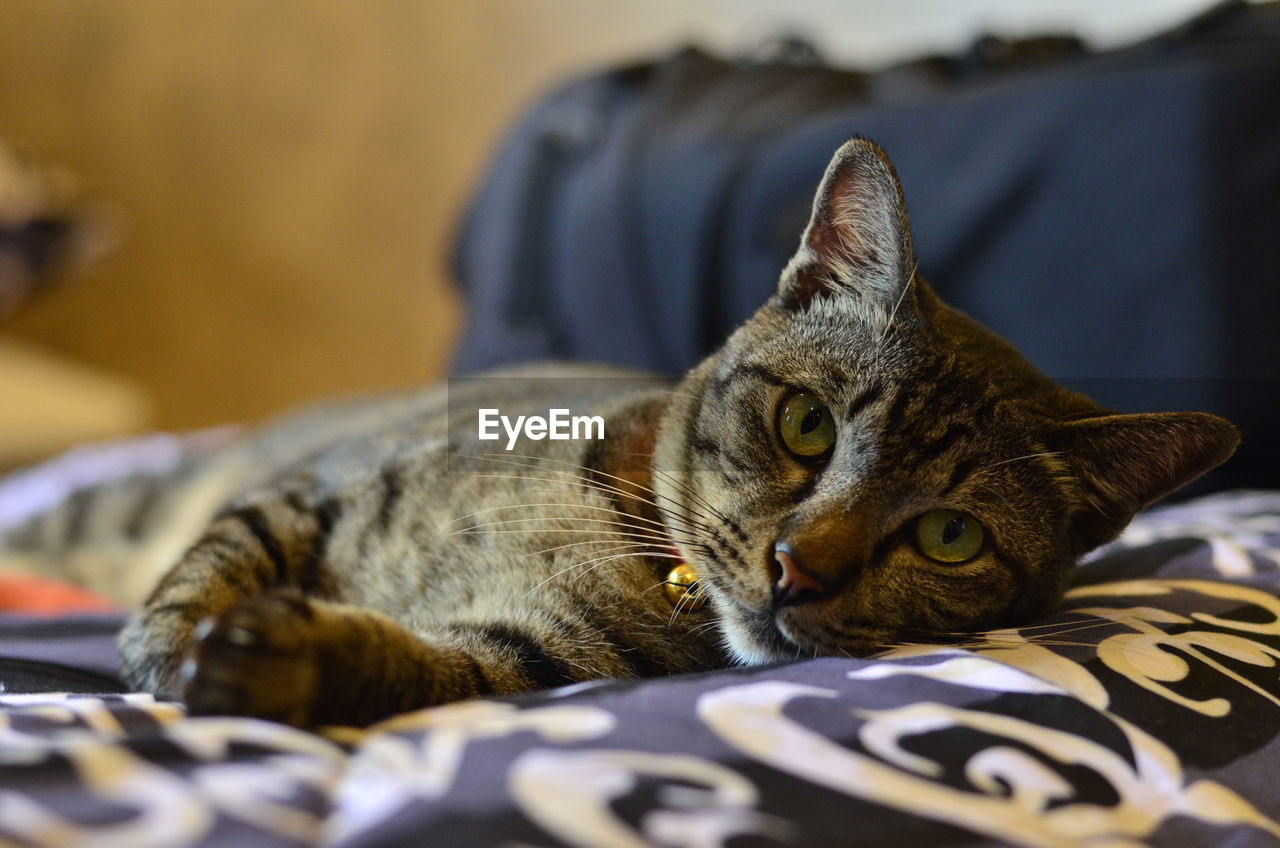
[0,140,1238,727]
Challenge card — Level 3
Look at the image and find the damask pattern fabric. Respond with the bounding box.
[3,491,1280,847]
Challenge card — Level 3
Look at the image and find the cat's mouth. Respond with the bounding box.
[715,583,903,662]
[732,596,897,661]
[773,610,895,659]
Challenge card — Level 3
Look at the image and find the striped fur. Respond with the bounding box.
[0,141,1239,727]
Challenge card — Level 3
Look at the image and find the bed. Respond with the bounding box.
[3,490,1279,847]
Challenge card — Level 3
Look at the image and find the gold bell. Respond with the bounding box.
[664,563,707,612]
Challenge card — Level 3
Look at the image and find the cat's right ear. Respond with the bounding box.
[775,139,916,316]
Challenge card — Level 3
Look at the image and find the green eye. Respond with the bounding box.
[915,509,984,563]
[778,391,836,458]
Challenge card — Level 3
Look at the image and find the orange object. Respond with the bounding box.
[0,573,117,614]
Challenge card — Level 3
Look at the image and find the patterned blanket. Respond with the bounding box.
[3,491,1280,847]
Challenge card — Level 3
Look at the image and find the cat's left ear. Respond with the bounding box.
[1051,411,1240,555]
[776,138,915,315]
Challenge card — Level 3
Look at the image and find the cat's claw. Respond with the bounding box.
[182,591,320,726]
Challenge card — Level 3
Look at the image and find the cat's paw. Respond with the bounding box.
[182,591,320,726]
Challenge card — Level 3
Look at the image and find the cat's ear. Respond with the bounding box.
[1051,411,1239,554]
[776,138,915,314]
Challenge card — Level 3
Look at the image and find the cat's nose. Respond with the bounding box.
[772,542,831,607]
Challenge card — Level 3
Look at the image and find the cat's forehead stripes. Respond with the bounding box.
[709,354,867,400]
[939,459,977,498]
[844,382,884,420]
[710,361,789,395]
[919,421,974,458]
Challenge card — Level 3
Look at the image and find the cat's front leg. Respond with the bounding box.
[182,591,494,726]
[118,492,339,696]
[181,591,615,727]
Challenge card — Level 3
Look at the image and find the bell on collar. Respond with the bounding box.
[664,562,707,612]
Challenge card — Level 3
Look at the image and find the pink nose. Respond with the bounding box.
[774,548,826,601]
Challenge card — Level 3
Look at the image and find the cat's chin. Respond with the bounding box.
[719,607,885,665]
[720,606,898,665]
[723,618,800,665]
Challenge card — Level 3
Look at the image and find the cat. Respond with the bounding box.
[0,140,1238,728]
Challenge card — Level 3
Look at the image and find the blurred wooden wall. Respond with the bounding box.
[0,0,1217,437]
[0,0,623,433]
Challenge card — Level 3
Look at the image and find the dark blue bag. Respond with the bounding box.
[452,0,1280,492]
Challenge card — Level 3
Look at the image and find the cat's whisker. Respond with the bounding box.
[999,616,1119,632]
[876,259,917,348]
[529,540,684,563]
[522,559,623,599]
[439,497,645,523]
[1041,612,1151,628]
[454,523,657,537]
[441,500,683,537]
[985,451,1064,470]
[643,460,736,527]
[998,617,1111,630]
[654,508,727,550]
[464,456,725,536]
[997,638,1104,648]
[604,446,735,528]
[494,484,716,538]
[458,528,678,542]
[470,532,685,555]
[478,452,660,499]
[990,490,1016,510]
[959,634,1176,665]
[984,638,1159,655]
[453,515,677,539]
[645,483,739,556]
[499,525,711,558]
[525,549,679,598]
[521,538,673,559]
[455,471,708,532]
[464,484,679,516]
[664,585,690,627]
[441,500,649,529]
[687,620,721,636]
[665,593,693,630]
[664,572,711,629]
[502,515,710,555]
[1023,639,1181,664]
[499,450,732,533]
[1014,620,1129,641]
[468,461,660,507]
[460,467,660,512]
[875,639,1011,653]
[900,616,1122,639]
[881,632,1174,665]
[898,616,1146,651]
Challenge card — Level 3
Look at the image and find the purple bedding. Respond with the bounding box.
[3,490,1280,847]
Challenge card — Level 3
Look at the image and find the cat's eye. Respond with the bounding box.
[914,509,984,563]
[777,391,837,458]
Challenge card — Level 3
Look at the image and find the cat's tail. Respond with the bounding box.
[0,428,242,605]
